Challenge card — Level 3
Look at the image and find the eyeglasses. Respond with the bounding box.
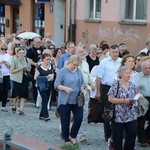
[15,43,20,47]
[136,59,141,61]
[49,47,55,50]
[1,48,7,51]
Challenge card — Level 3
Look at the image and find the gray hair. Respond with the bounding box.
[117,66,130,78]
[67,55,82,65]
[89,44,97,51]
[43,49,52,56]
[141,60,150,69]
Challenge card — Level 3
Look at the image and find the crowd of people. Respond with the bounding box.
[0,32,150,149]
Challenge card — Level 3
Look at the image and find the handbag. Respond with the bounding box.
[77,91,85,107]
[76,69,85,107]
[88,99,103,123]
[101,81,119,122]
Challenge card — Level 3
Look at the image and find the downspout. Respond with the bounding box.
[71,0,76,43]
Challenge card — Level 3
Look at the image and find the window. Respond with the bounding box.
[88,0,101,20]
[124,0,147,22]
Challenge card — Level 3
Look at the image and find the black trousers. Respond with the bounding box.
[101,84,112,141]
[1,75,10,107]
[145,97,150,140]
[32,79,37,105]
[137,116,147,143]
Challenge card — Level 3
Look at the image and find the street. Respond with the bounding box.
[0,102,149,150]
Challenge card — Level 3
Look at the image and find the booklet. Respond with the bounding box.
[133,93,142,100]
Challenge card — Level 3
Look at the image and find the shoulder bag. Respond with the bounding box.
[101,81,119,122]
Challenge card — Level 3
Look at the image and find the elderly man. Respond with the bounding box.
[95,44,122,141]
[26,37,45,105]
[75,46,91,144]
[57,41,75,69]
[137,59,150,147]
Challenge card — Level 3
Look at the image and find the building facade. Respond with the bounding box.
[0,0,68,47]
[0,0,150,54]
[76,0,150,54]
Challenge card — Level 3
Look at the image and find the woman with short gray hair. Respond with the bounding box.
[54,55,86,144]
[108,66,137,150]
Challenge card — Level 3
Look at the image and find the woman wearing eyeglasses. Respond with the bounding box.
[34,53,54,121]
[0,43,11,112]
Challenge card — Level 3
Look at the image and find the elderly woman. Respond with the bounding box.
[108,66,137,150]
[10,48,31,116]
[54,55,86,144]
[86,44,99,72]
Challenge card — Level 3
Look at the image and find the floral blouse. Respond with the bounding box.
[107,80,137,123]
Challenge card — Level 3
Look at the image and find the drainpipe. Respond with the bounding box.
[70,0,76,43]
[68,0,71,41]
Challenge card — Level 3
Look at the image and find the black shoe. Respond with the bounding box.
[39,117,44,120]
[44,118,51,122]
[12,107,16,113]
[19,111,25,116]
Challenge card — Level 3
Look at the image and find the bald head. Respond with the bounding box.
[141,60,150,75]
[75,46,85,58]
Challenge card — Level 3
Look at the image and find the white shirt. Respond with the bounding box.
[89,65,99,98]
[96,56,122,86]
[0,53,11,76]
[139,47,148,54]
[78,60,89,84]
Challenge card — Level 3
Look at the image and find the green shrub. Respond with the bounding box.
[61,142,80,150]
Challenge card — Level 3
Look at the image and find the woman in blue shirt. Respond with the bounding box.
[54,55,86,144]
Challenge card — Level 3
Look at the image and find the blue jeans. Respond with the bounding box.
[39,88,51,118]
[113,120,137,150]
[59,104,83,141]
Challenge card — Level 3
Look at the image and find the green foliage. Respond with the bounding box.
[61,142,80,150]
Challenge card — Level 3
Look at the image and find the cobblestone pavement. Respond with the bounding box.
[0,102,149,150]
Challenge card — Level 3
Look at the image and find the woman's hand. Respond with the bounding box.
[65,87,73,94]
[80,87,84,93]
[23,67,30,72]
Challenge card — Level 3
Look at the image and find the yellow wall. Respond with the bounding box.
[19,0,33,32]
[5,5,13,33]
[44,2,54,34]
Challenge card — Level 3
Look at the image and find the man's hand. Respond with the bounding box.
[95,91,101,100]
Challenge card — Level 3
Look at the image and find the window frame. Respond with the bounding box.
[120,0,147,24]
[86,0,101,21]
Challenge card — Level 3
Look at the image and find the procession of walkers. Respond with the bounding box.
[0,32,150,149]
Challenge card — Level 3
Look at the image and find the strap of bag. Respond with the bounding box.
[112,81,120,117]
[77,68,81,90]
[115,81,119,98]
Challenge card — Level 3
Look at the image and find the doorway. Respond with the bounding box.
[12,6,19,33]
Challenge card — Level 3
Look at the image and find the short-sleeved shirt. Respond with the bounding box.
[107,80,137,123]
[96,56,122,86]
[26,46,44,75]
[37,64,54,85]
